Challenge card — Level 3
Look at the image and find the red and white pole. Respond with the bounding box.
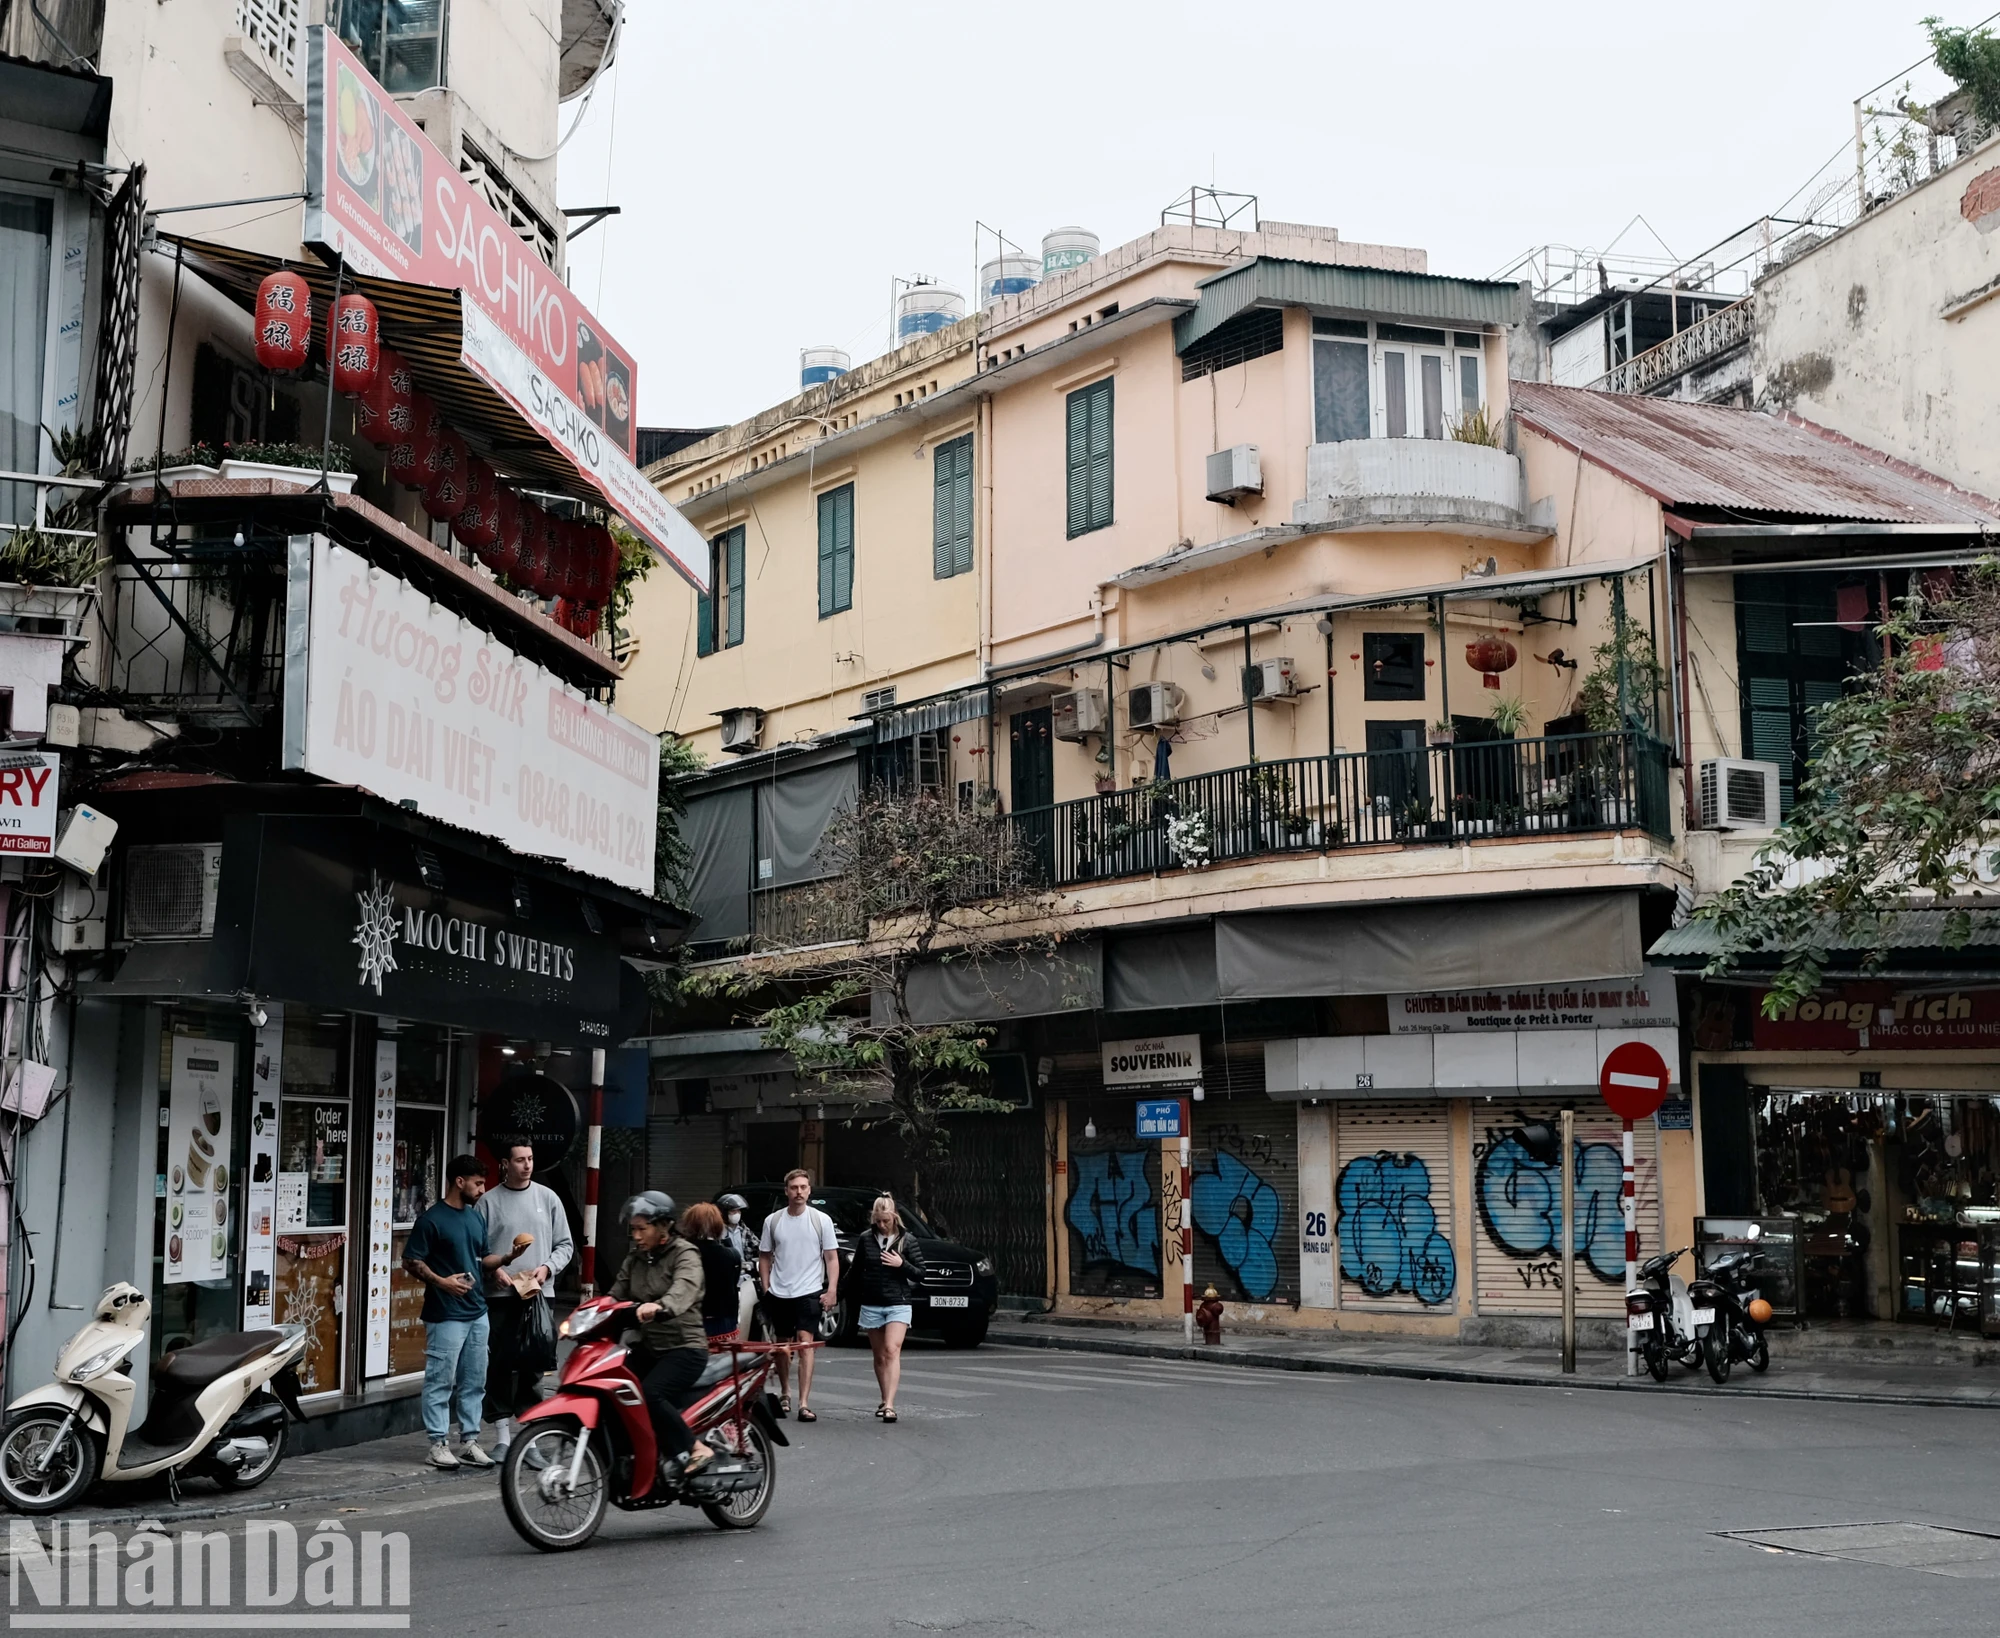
[1180,1095,1194,1345]
[1622,1116,1637,1377]
[581,1047,605,1297]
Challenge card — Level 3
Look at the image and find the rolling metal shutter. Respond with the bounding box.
[647,1106,728,1208]
[1191,1097,1299,1305]
[1472,1099,1661,1318]
[1333,1102,1456,1315]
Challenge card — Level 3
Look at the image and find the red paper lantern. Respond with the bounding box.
[254,270,314,373]
[530,511,563,597]
[360,349,414,448]
[1465,634,1518,689]
[558,521,590,601]
[590,523,619,606]
[451,460,500,551]
[483,487,522,575]
[328,293,380,396]
[514,502,548,592]
[423,465,468,522]
[558,600,600,640]
[387,389,435,484]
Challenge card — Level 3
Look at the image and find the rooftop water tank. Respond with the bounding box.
[1042,226,1099,275]
[896,284,965,346]
[980,254,1040,306]
[800,346,850,388]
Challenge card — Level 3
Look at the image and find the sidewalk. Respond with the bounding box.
[992,1309,2000,1410]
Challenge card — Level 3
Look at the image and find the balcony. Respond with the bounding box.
[1292,439,1545,537]
[1591,298,1753,396]
[1008,731,1670,889]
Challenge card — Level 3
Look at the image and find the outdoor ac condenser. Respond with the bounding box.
[123,843,223,941]
[1242,657,1299,701]
[1698,758,1781,829]
[1205,444,1263,506]
[717,706,765,755]
[1126,681,1184,729]
[1051,689,1107,741]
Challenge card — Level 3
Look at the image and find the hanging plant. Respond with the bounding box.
[1164,809,1211,870]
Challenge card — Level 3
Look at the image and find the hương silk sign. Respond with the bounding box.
[285,538,660,894]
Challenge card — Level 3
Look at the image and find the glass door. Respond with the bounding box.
[276,1011,353,1398]
[386,1022,454,1380]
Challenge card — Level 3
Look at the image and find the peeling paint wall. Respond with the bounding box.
[1754,140,2000,499]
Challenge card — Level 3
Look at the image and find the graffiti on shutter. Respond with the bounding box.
[1471,1100,1661,1317]
[1067,1133,1162,1299]
[1333,1102,1455,1313]
[1191,1100,1299,1304]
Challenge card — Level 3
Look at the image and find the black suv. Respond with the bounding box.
[730,1185,999,1349]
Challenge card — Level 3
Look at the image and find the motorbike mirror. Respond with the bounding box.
[1514,1121,1562,1167]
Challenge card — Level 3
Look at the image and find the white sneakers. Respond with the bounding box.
[428,1441,459,1470]
[457,1441,496,1468]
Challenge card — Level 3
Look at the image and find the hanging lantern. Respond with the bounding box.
[420,427,468,519]
[531,511,564,598]
[597,523,621,607]
[451,460,500,550]
[1465,633,1518,690]
[328,293,380,396]
[253,270,314,373]
[555,600,600,640]
[558,520,590,602]
[360,349,414,448]
[387,389,435,484]
[515,503,550,593]
[483,487,522,576]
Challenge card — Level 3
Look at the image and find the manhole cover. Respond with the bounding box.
[1723,1523,2000,1579]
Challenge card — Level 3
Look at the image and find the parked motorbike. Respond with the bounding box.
[0,1283,308,1514]
[1691,1236,1773,1384]
[499,1294,798,1552]
[1627,1247,1713,1382]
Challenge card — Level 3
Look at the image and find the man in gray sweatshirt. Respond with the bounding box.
[474,1138,574,1458]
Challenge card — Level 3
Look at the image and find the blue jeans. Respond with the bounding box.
[421,1313,489,1442]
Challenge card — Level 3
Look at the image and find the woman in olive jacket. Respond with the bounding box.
[848,1195,925,1422]
[609,1192,712,1472]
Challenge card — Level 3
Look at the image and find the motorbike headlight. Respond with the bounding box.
[69,1341,136,1383]
[974,1258,994,1278]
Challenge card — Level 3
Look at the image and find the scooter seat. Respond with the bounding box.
[156,1330,283,1392]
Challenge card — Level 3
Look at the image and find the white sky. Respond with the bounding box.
[555,2,1970,430]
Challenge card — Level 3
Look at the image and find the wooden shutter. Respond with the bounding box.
[696,535,718,656]
[725,526,745,647]
[1086,380,1113,530]
[818,486,854,616]
[1066,380,1113,537]
[951,436,974,575]
[1332,1102,1456,1314]
[933,434,973,579]
[933,439,955,578]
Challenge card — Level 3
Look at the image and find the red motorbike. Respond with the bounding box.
[499,1295,804,1552]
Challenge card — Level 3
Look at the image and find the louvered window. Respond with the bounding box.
[933,433,974,579]
[694,525,745,655]
[817,484,854,617]
[1065,378,1113,538]
[1180,305,1284,381]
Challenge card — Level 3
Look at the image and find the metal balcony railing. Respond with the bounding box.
[1008,731,1671,888]
[104,555,286,719]
[1591,298,1754,396]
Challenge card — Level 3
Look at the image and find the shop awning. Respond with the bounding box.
[874,942,1105,1027]
[162,234,707,589]
[1651,908,2000,970]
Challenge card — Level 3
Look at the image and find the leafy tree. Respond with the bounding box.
[1928,16,2000,129]
[654,732,707,907]
[1697,563,2000,1014]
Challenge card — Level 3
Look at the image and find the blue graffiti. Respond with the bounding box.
[1066,1150,1160,1276]
[1476,1134,1625,1280]
[1192,1151,1284,1300]
[1335,1151,1456,1306]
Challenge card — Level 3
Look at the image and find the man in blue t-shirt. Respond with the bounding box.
[404,1154,530,1470]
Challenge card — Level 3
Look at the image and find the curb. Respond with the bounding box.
[39,1468,494,1530]
[995,1325,2000,1412]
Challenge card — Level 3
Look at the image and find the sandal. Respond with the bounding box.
[796,1406,818,1423]
[882,1408,898,1424]
[776,1396,792,1419]
[874,1404,886,1419]
[679,1446,715,1478]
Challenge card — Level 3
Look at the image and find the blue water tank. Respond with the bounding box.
[896,284,965,346]
[981,254,1040,305]
[801,346,850,387]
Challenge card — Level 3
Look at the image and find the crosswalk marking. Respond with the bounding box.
[946,1365,1197,1391]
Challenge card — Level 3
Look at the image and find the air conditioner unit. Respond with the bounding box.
[1205,443,1263,506]
[1242,657,1298,701]
[123,843,222,942]
[1127,681,1184,730]
[861,684,897,712]
[1699,758,1781,829]
[1051,689,1106,741]
[717,707,764,755]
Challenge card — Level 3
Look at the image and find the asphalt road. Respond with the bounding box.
[20,1338,2000,1636]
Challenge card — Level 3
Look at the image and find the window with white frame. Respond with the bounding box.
[1,185,86,532]
[330,0,447,94]
[1311,318,1486,444]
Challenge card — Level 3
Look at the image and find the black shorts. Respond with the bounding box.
[761,1291,824,1339]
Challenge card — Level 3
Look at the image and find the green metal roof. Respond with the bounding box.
[1651,908,2000,965]
[1174,258,1525,353]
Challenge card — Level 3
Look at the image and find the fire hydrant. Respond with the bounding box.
[1196,1285,1225,1345]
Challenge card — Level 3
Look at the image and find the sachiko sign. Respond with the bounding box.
[286,540,658,894]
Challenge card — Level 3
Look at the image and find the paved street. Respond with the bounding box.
[25,1337,2000,1636]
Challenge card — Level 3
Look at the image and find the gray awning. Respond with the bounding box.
[875,942,1103,1026]
[1176,257,1523,354]
[754,759,855,887]
[681,787,752,940]
[1215,892,1642,1000]
[1105,925,1218,1012]
[638,1028,794,1079]
[868,686,992,744]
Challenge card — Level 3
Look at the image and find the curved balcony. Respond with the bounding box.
[1292,439,1544,537]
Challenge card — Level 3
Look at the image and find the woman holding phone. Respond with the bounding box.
[848,1194,925,1423]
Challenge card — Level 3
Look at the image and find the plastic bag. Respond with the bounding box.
[517,1290,556,1372]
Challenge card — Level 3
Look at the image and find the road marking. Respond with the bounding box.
[943,1365,1197,1390]
[895,1369,1091,1394]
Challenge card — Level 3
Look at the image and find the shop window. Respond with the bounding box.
[276,1011,354,1397]
[1362,631,1425,701]
[330,0,448,94]
[0,192,52,529]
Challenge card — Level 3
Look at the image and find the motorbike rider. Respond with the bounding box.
[609,1192,713,1477]
[718,1193,758,1337]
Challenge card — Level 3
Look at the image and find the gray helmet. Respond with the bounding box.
[620,1190,676,1227]
[717,1193,748,1213]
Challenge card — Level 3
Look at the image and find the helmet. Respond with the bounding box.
[717,1193,748,1213]
[620,1190,676,1227]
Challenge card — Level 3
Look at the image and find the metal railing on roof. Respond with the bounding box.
[1590,297,1755,395]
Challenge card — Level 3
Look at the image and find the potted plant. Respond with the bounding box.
[1488,695,1528,738]
[1427,719,1456,747]
[217,440,358,494]
[127,443,221,490]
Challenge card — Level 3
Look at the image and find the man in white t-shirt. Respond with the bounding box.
[757,1168,839,1422]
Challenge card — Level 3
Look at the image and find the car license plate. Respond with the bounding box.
[930,1295,970,1309]
[1627,1313,1654,1330]
[1689,1308,1715,1327]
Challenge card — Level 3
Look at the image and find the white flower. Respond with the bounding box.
[1164,810,1211,870]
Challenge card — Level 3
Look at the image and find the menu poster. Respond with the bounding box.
[165,1038,235,1284]
[365,1041,396,1377]
[242,1009,285,1328]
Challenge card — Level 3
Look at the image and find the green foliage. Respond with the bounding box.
[608,518,656,627]
[1488,694,1528,736]
[218,440,355,471]
[1698,562,2000,1015]
[128,443,221,473]
[3,424,106,588]
[654,733,706,907]
[1448,402,1501,448]
[1576,620,1665,734]
[1928,16,2000,128]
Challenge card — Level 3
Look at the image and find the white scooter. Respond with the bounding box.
[0,1283,309,1513]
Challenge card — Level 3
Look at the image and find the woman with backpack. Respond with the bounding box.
[848,1194,925,1423]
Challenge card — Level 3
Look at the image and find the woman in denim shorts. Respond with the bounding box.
[848,1195,926,1422]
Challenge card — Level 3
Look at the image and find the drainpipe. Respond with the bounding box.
[1671,540,1696,829]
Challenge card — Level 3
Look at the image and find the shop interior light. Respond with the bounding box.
[1191,1082,1205,1102]
[1082,1116,1097,1139]
[499,1044,517,1057]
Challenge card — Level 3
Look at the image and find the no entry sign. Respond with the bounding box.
[1599,1040,1671,1121]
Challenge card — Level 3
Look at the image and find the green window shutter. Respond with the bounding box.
[818,490,836,615]
[725,526,745,647]
[934,434,973,579]
[1066,379,1113,536]
[819,485,854,615]
[697,532,720,656]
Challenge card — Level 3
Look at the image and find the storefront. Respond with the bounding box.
[67,783,673,1437]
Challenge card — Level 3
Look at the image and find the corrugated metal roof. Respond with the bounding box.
[1651,909,2000,959]
[1175,259,1522,352]
[1512,383,2000,526]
